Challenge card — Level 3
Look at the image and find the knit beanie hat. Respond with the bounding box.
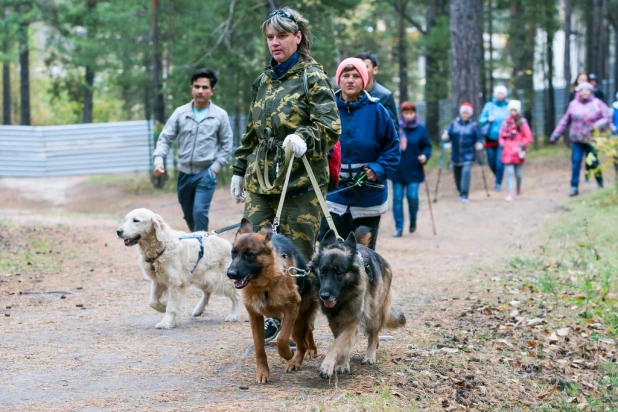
[336,57,368,89]
[494,85,508,98]
[508,100,522,114]
[460,102,474,115]
[400,101,416,112]
[575,82,593,92]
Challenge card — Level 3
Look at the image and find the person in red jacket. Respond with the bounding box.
[499,100,533,201]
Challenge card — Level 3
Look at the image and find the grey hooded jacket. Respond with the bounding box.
[153,100,233,175]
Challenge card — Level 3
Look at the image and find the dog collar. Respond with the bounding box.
[145,247,167,270]
[357,251,374,283]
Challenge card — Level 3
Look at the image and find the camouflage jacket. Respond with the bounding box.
[232,60,341,195]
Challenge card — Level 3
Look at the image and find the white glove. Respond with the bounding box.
[475,142,484,151]
[282,134,307,158]
[441,131,449,141]
[230,175,245,203]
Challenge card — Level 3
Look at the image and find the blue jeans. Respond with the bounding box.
[485,145,504,186]
[177,168,217,232]
[453,162,472,196]
[392,182,420,231]
[571,142,602,188]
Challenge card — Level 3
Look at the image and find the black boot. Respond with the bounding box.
[409,222,416,233]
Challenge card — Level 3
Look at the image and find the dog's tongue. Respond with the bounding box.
[323,299,336,308]
[233,274,253,289]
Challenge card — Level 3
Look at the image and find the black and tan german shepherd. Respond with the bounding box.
[226,218,319,384]
[308,227,406,379]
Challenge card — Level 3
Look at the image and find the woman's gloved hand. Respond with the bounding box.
[230,175,245,203]
[282,134,307,158]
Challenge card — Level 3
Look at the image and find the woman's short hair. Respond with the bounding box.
[400,101,416,112]
[261,7,313,62]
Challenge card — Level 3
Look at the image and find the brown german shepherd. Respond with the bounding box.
[226,218,319,384]
[308,227,406,379]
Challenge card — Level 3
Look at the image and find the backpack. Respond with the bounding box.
[259,69,341,191]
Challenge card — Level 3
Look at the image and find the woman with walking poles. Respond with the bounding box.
[478,85,510,191]
[320,57,399,250]
[389,101,432,237]
[549,81,612,197]
[230,7,340,343]
[442,103,484,203]
[498,100,533,202]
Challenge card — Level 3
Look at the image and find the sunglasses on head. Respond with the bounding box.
[268,9,297,23]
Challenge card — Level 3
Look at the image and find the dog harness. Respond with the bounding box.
[357,251,374,283]
[178,234,205,274]
[145,247,167,271]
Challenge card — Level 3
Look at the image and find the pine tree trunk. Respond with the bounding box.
[590,0,603,77]
[424,0,448,142]
[487,0,494,93]
[83,66,94,123]
[449,0,482,117]
[478,0,487,102]
[19,22,30,126]
[151,0,165,124]
[508,1,534,125]
[545,31,556,143]
[563,0,572,102]
[2,10,11,125]
[397,1,408,103]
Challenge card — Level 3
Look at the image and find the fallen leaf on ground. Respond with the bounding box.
[329,392,346,402]
[527,318,545,326]
[440,347,459,354]
[557,327,571,337]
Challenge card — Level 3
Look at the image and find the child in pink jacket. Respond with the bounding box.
[499,100,533,201]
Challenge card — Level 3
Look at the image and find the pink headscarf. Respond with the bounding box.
[335,58,368,89]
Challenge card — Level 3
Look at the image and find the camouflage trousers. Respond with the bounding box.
[244,188,325,262]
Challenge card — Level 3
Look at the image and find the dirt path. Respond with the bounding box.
[0,156,589,411]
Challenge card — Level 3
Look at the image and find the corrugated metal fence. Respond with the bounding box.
[0,116,248,177]
[0,121,153,177]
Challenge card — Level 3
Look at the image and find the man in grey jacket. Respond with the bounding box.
[153,68,233,232]
[355,51,398,125]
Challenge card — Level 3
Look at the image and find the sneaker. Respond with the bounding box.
[516,188,521,197]
[264,318,281,343]
[459,195,469,203]
[494,184,501,192]
[569,187,579,197]
[505,195,513,202]
[409,222,416,233]
[392,230,402,238]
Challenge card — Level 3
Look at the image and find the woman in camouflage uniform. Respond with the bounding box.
[230,7,341,342]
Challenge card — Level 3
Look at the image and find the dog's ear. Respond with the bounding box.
[319,229,338,251]
[152,213,167,242]
[344,231,357,251]
[260,223,273,242]
[237,218,254,237]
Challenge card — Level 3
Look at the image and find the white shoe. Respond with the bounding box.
[505,195,513,202]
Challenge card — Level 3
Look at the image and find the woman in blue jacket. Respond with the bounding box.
[322,57,399,250]
[442,102,483,203]
[389,101,432,237]
[478,85,510,191]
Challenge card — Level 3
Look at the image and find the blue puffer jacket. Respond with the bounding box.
[327,90,400,208]
[478,98,509,141]
[445,117,482,164]
[390,119,432,184]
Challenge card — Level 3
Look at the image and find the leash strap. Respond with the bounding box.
[273,145,296,233]
[301,155,342,241]
[211,223,241,234]
[357,251,374,283]
[178,234,204,274]
[255,128,294,192]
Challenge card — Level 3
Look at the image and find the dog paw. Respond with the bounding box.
[155,321,175,329]
[305,348,318,360]
[361,356,376,365]
[150,303,166,313]
[318,358,336,379]
[224,313,239,322]
[191,309,204,317]
[335,363,351,375]
[286,357,303,372]
[256,368,269,384]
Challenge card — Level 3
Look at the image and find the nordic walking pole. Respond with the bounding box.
[478,149,491,197]
[433,141,445,203]
[422,164,437,236]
